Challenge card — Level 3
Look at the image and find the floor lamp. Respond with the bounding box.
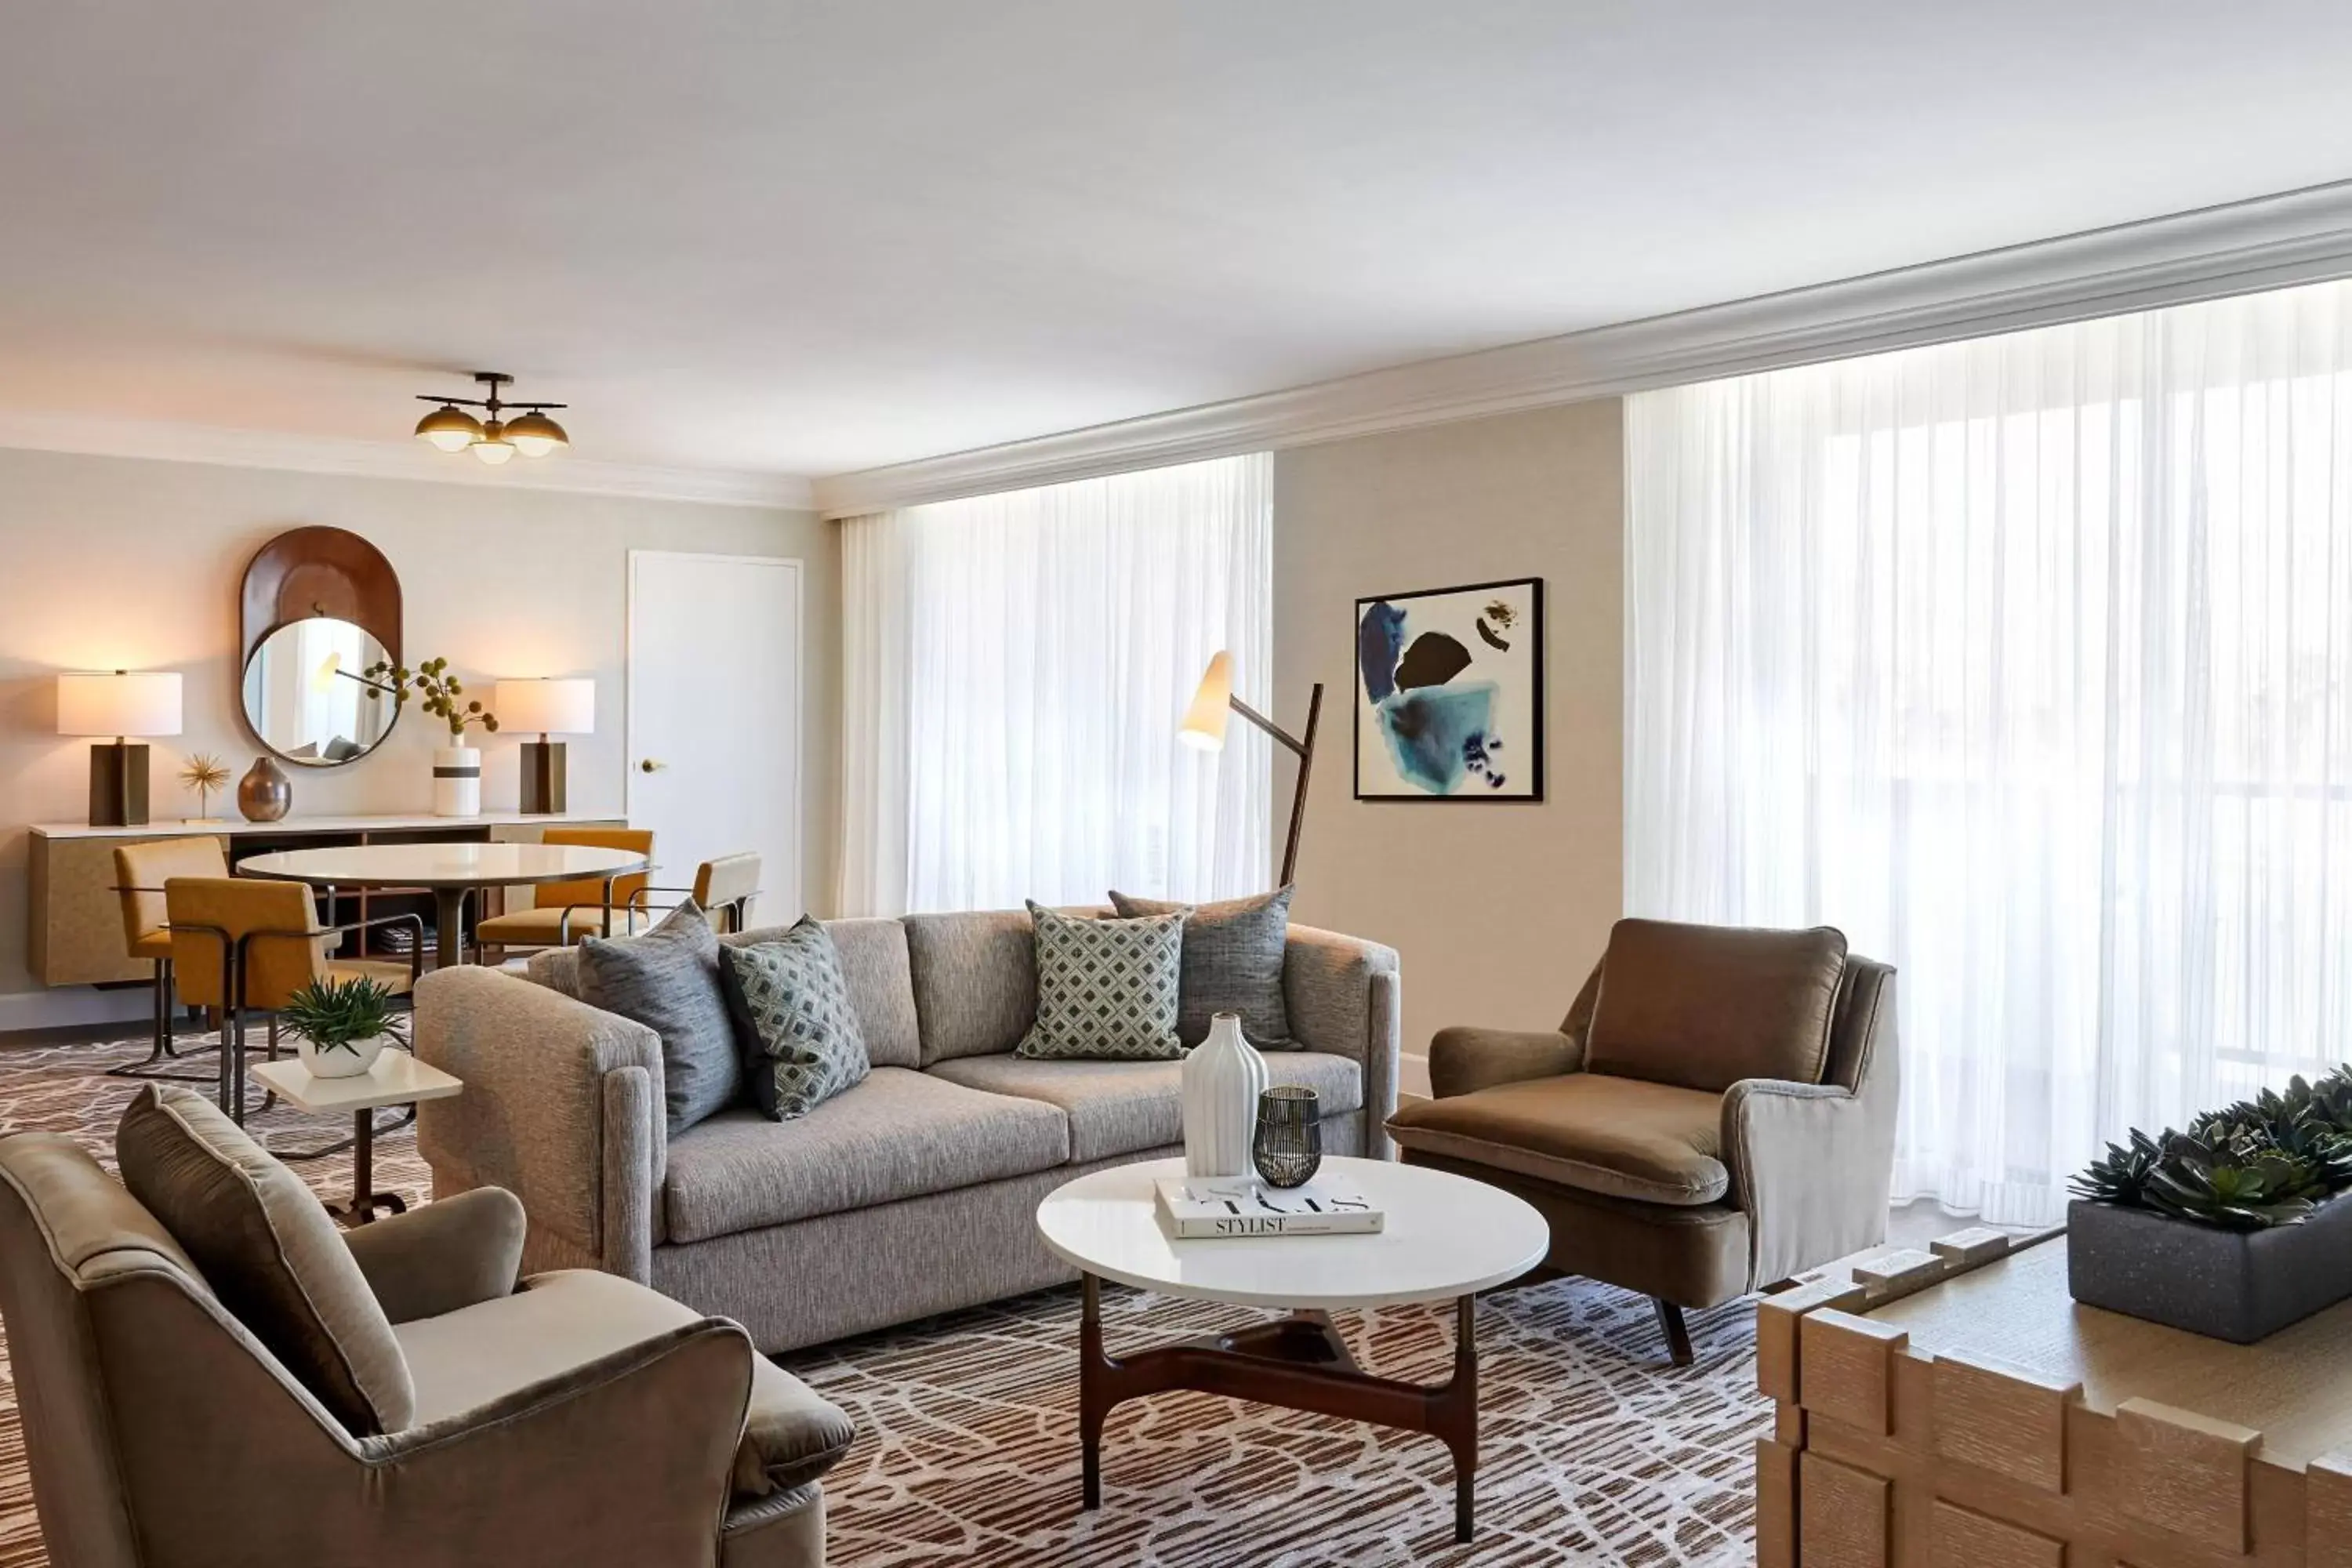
[1178,652,1323,887]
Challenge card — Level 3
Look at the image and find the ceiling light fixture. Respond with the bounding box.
[413,372,568,463]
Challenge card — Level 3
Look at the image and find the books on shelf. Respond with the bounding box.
[1154,1175,1385,1240]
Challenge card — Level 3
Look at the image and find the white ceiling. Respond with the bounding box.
[5,1,2352,486]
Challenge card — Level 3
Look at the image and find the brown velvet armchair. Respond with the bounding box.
[1387,919,1898,1364]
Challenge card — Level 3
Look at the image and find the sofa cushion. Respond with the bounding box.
[928,1051,1363,1163]
[1385,1073,1729,1206]
[576,901,743,1138]
[904,910,1039,1065]
[819,917,923,1070]
[661,1067,1069,1242]
[1583,919,1847,1093]
[720,918,872,1120]
[394,1267,855,1496]
[1016,901,1185,1062]
[115,1084,416,1435]
[1110,885,1297,1050]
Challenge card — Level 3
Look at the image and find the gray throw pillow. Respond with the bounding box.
[720,917,872,1120]
[576,899,742,1138]
[1014,900,1185,1061]
[1109,885,1298,1050]
[116,1084,415,1436]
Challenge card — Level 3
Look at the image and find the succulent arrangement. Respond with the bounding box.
[280,975,400,1059]
[2071,1067,2352,1230]
[359,655,500,742]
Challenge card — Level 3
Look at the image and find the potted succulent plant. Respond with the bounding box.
[359,655,499,816]
[281,975,402,1080]
[2068,1067,2352,1341]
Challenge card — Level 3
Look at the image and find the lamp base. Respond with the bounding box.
[89,742,150,828]
[520,740,568,815]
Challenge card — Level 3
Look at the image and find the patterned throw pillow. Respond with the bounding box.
[1014,901,1186,1061]
[719,917,873,1120]
[1109,885,1297,1049]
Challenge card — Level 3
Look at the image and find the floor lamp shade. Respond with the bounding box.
[58,671,182,827]
[1174,652,1321,888]
[496,678,594,814]
[1179,652,1234,750]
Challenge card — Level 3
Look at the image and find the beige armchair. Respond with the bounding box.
[0,1085,850,1567]
[1387,919,1897,1365]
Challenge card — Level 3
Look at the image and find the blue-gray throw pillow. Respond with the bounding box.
[1014,901,1185,1061]
[1109,885,1297,1050]
[576,899,742,1138]
[719,916,872,1120]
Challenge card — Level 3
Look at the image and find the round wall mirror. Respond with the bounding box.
[240,618,400,766]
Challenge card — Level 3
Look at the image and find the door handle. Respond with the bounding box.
[639,758,667,773]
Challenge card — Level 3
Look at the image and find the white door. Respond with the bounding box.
[627,551,803,924]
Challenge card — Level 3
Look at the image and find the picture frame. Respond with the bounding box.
[1352,576,1544,802]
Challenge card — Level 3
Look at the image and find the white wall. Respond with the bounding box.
[0,445,835,1016]
[1273,401,1624,1087]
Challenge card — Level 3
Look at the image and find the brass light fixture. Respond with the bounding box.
[413,372,569,464]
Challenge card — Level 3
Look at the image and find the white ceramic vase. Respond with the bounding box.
[433,745,481,817]
[297,1033,389,1080]
[1182,1012,1267,1185]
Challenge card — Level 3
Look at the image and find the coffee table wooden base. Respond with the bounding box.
[1078,1273,1481,1543]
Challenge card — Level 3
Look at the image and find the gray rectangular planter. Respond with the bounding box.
[2067,1193,2352,1342]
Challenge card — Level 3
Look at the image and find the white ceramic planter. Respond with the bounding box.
[1182,1012,1267,1185]
[433,745,481,817]
[296,1033,390,1080]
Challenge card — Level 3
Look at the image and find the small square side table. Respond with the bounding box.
[249,1051,461,1226]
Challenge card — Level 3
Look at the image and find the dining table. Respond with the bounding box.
[237,840,652,971]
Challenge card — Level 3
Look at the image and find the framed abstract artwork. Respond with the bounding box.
[1353,577,1544,801]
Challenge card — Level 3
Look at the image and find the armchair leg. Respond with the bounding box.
[1651,1298,1694,1368]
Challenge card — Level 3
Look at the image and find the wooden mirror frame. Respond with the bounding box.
[238,526,404,761]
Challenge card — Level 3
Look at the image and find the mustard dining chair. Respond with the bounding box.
[163,877,423,1125]
[472,827,655,960]
[111,838,231,1083]
[628,851,762,935]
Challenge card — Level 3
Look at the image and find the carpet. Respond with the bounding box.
[0,1034,1770,1567]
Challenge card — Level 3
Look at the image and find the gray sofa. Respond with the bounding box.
[415,909,1401,1352]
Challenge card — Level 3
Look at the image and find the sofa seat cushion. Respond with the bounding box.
[928,1051,1363,1163]
[661,1067,1069,1242]
[1385,1072,1728,1206]
[396,1268,854,1494]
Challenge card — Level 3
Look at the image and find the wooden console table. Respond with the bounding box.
[27,811,622,985]
[1759,1228,2352,1567]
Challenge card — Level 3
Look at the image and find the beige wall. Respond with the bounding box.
[0,446,835,1019]
[1273,401,1624,1084]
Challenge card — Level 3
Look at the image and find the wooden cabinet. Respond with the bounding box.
[27,813,623,985]
[1759,1230,2352,1568]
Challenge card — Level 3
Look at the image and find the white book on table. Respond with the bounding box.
[1153,1176,1386,1239]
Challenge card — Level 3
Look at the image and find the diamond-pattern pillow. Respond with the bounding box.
[1014,901,1186,1061]
[718,917,872,1120]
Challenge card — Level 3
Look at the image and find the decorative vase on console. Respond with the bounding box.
[237,755,292,822]
[432,746,481,817]
[1182,1011,1268,1186]
[355,655,499,818]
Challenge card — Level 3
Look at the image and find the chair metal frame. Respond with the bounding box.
[104,885,221,1085]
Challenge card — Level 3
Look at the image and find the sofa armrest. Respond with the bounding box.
[412,967,664,1284]
[344,1186,525,1324]
[1720,965,1900,1286]
[1282,924,1401,1159]
[1426,1026,1583,1099]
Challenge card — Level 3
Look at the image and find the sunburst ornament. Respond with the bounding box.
[180,753,230,822]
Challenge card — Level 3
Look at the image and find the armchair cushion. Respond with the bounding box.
[394,1267,855,1497]
[342,1185,526,1323]
[1583,919,1847,1093]
[114,1084,416,1436]
[1386,1072,1729,1206]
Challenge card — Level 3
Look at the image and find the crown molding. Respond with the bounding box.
[814,179,2352,517]
[0,411,815,511]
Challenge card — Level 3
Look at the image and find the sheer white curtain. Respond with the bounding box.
[1628,280,2352,1225]
[837,452,1272,916]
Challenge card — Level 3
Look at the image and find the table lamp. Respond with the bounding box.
[1178,652,1322,887]
[495,677,595,813]
[58,671,183,827]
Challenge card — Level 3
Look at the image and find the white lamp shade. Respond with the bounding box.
[1178,652,1233,750]
[495,677,595,735]
[57,671,182,738]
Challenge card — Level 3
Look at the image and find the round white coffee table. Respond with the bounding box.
[1036,1155,1547,1543]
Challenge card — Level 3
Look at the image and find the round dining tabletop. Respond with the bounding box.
[239,842,649,970]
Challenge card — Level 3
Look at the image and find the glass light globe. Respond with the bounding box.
[472,422,517,465]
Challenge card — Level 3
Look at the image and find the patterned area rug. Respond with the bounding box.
[0,1034,1769,1567]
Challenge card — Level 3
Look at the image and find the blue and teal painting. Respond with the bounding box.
[1354,580,1541,799]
